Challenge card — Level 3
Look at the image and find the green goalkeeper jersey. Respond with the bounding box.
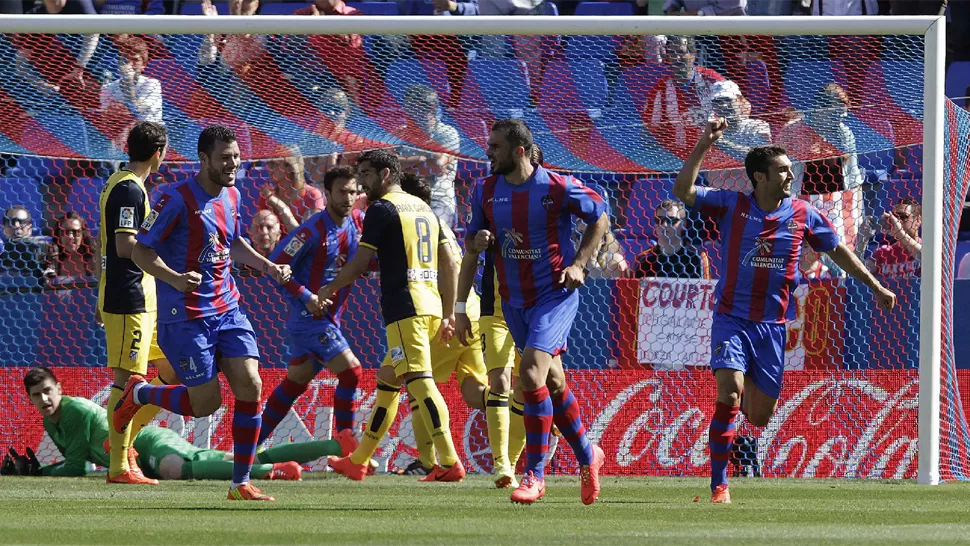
[41,395,110,476]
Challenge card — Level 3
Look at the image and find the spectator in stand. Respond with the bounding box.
[958,252,970,280]
[296,0,366,105]
[806,0,879,15]
[634,200,712,279]
[868,199,922,278]
[100,36,162,124]
[248,210,282,258]
[53,212,98,278]
[664,0,746,15]
[746,0,791,15]
[433,0,478,14]
[398,85,461,228]
[0,206,54,282]
[303,88,387,182]
[644,36,726,152]
[259,146,325,233]
[473,0,542,14]
[26,1,102,107]
[778,83,865,251]
[705,80,772,192]
[799,246,833,281]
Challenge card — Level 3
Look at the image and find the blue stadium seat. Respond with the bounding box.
[544,1,560,14]
[347,1,401,14]
[180,1,229,14]
[0,178,44,232]
[566,35,620,61]
[538,59,608,112]
[946,61,970,109]
[258,2,309,14]
[465,59,532,114]
[68,178,105,235]
[574,1,633,15]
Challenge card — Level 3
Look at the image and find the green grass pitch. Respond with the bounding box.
[3,475,970,545]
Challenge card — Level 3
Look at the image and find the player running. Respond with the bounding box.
[4,367,352,480]
[259,166,365,449]
[116,125,292,502]
[457,119,608,505]
[397,172,514,487]
[322,149,466,483]
[97,121,179,485]
[674,119,897,503]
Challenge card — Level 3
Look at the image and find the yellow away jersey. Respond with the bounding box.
[98,170,156,314]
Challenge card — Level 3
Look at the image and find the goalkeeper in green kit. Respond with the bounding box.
[2,367,356,480]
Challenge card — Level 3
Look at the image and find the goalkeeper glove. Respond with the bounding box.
[5,447,41,476]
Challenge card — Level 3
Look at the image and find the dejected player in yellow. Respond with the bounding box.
[98,121,179,484]
[396,173,515,487]
[320,149,466,483]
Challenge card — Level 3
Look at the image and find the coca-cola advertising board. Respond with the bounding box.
[0,367,923,479]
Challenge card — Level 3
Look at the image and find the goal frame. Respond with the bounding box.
[0,14,947,484]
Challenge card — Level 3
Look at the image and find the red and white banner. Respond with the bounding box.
[0,367,933,479]
[636,278,846,370]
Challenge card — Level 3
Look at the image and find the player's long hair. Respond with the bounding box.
[53,211,97,277]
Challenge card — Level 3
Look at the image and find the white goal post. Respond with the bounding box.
[0,14,946,484]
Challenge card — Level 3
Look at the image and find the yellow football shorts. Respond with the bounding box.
[481,315,519,376]
[385,315,439,377]
[103,311,166,374]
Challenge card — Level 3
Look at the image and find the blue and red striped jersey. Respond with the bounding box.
[691,187,840,323]
[468,166,607,309]
[269,208,364,329]
[136,178,243,324]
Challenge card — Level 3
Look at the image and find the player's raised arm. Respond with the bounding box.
[825,243,897,311]
[673,118,727,208]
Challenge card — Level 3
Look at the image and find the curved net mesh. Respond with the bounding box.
[0,27,968,479]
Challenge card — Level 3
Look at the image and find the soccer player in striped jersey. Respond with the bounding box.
[116,125,293,502]
[675,119,897,503]
[97,121,179,485]
[259,166,365,449]
[322,150,465,483]
[398,173,514,487]
[457,119,609,505]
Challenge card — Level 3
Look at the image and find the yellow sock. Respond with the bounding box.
[107,385,131,477]
[508,398,526,469]
[484,386,511,475]
[351,380,400,465]
[129,376,165,439]
[409,399,436,468]
[406,377,458,467]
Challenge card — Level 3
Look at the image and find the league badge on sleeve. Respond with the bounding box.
[283,237,305,257]
[141,209,159,231]
[119,207,136,228]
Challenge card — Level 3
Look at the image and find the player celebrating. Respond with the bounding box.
[456,119,608,505]
[673,119,897,503]
[322,149,466,483]
[116,125,292,502]
[260,166,365,447]
[5,367,350,481]
[97,121,179,485]
[397,172,514,487]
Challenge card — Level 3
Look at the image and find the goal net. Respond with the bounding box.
[0,15,968,481]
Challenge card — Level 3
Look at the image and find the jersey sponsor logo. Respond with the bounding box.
[389,345,405,363]
[119,207,136,229]
[742,237,786,270]
[141,209,159,231]
[406,268,438,282]
[199,232,230,264]
[500,228,543,261]
[283,237,305,257]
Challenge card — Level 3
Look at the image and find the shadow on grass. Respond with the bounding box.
[117,506,396,512]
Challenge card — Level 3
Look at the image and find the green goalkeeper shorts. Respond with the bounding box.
[133,426,225,478]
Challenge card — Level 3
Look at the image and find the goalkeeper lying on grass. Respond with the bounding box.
[2,367,356,481]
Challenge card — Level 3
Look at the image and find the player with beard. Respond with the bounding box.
[674,119,897,503]
[457,119,609,505]
[258,166,365,451]
[116,125,293,501]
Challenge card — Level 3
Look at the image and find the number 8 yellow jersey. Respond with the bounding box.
[359,190,446,325]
